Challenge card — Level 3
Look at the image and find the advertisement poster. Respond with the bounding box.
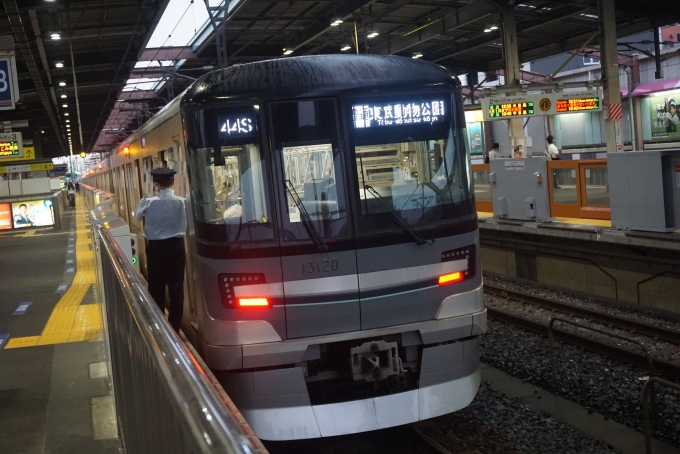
[649,90,680,140]
[11,199,54,228]
[0,203,11,230]
[466,122,485,156]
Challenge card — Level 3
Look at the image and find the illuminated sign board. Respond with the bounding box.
[0,203,11,230]
[217,115,256,139]
[352,100,447,128]
[0,140,19,156]
[11,199,54,229]
[0,132,23,159]
[555,96,600,113]
[0,55,21,110]
[487,101,535,118]
[481,91,602,121]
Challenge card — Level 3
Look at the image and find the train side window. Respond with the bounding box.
[270,99,349,241]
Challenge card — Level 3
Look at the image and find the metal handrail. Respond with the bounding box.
[98,227,260,454]
[548,316,654,381]
[642,377,680,454]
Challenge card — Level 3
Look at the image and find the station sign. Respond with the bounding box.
[0,131,23,159]
[0,55,20,110]
[481,91,602,121]
[0,162,53,174]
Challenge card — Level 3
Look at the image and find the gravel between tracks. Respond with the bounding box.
[483,273,680,331]
[481,319,680,449]
[417,385,616,454]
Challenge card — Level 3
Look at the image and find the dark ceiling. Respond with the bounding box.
[2,0,680,159]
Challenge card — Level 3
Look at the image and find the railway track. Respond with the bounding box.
[484,285,680,380]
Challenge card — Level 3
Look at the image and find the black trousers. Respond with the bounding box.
[146,237,185,332]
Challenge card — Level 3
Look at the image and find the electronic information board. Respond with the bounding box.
[481,91,602,121]
[0,131,23,160]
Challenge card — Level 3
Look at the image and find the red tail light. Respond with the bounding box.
[439,272,463,286]
[238,297,269,307]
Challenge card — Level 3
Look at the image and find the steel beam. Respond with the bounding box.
[370,1,497,55]
[3,1,67,154]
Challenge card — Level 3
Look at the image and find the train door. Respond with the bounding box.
[269,98,360,338]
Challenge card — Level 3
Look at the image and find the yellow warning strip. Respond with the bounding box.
[5,195,102,349]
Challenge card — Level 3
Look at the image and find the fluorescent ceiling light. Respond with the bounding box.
[50,32,61,40]
[412,52,423,59]
[484,28,492,33]
[59,81,66,86]
[490,25,498,30]
[61,94,67,98]
[62,104,68,108]
[341,44,351,51]
[283,48,294,56]
[55,61,64,68]
[331,18,343,26]
[367,31,379,38]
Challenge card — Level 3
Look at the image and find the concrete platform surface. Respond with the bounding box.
[0,200,120,454]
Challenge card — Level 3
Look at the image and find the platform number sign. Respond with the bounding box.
[0,56,20,110]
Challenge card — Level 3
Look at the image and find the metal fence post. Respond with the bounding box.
[548,316,654,379]
[642,377,680,454]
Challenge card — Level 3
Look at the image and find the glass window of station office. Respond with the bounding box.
[465,110,485,158]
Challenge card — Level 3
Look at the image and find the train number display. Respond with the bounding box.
[218,115,256,138]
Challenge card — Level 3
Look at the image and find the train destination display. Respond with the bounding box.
[352,100,446,128]
[0,132,23,159]
[487,101,535,118]
[555,95,600,113]
[481,91,602,121]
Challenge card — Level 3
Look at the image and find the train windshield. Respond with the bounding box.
[351,97,474,231]
[185,107,274,243]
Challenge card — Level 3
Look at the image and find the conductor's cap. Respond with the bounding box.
[150,167,177,182]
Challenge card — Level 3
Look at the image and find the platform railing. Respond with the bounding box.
[97,227,260,454]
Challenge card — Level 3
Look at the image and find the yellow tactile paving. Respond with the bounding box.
[5,195,103,349]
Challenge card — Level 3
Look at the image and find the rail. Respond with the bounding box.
[642,377,680,454]
[548,316,654,381]
[97,227,261,454]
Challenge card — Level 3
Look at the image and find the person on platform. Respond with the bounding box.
[134,168,187,333]
[546,135,560,160]
[487,143,501,161]
[13,204,34,226]
[75,182,80,193]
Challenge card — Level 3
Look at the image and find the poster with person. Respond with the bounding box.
[11,199,54,228]
[649,90,680,140]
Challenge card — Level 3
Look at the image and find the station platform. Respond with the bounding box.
[0,196,120,454]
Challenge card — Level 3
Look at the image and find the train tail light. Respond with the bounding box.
[219,273,268,308]
[238,298,270,307]
[438,271,463,286]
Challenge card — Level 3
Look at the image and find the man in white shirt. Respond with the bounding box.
[546,135,560,160]
[135,168,187,332]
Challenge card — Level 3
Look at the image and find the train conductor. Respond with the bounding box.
[134,168,187,332]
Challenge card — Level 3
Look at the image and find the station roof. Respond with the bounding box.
[2,0,679,159]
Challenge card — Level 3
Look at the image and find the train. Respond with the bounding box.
[84,54,486,441]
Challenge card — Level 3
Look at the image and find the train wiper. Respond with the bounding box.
[285,180,328,252]
[363,185,433,246]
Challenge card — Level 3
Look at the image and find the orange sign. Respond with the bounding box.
[555,97,600,113]
[0,203,12,230]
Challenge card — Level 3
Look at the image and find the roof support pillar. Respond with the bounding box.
[599,0,623,153]
[500,5,527,157]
